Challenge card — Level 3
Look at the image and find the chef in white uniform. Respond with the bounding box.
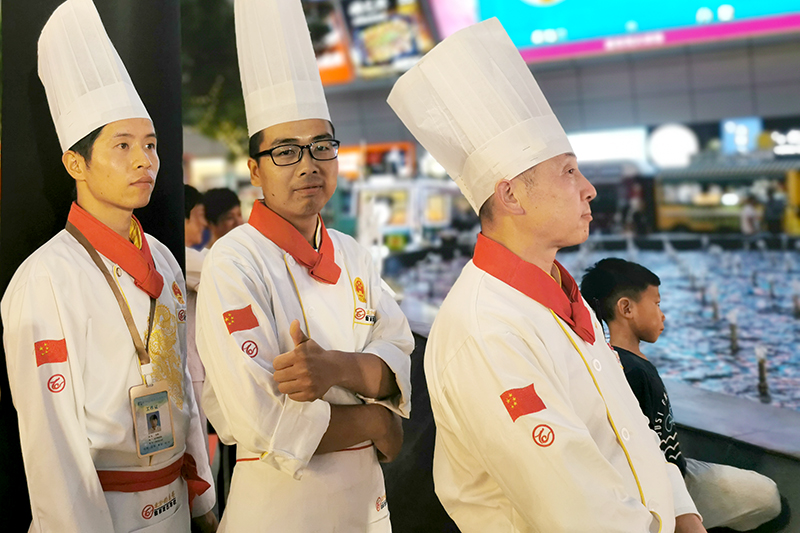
[388,19,704,533]
[195,0,413,531]
[1,0,216,531]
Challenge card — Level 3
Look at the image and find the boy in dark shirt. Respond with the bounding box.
[581,258,782,532]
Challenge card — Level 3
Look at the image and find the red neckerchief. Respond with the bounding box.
[248,201,341,284]
[472,233,596,344]
[67,202,164,299]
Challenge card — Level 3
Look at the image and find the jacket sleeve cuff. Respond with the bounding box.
[360,340,412,418]
[262,398,331,479]
[666,461,700,520]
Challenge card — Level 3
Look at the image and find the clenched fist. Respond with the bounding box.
[273,320,341,402]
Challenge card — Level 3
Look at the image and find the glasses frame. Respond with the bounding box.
[252,139,341,167]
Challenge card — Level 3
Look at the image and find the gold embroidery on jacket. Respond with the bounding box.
[145,303,184,409]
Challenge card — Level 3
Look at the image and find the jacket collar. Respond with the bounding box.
[248,201,340,284]
[472,233,595,344]
[67,202,164,299]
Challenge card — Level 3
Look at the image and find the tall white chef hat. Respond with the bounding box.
[235,0,330,138]
[38,0,151,153]
[387,18,572,214]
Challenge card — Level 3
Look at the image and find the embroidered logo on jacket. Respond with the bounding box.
[375,494,388,512]
[142,491,177,520]
[47,374,66,393]
[35,338,68,366]
[533,424,555,447]
[171,282,185,305]
[501,384,546,422]
[354,277,367,303]
[223,305,259,334]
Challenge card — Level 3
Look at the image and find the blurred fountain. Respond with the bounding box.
[756,239,767,256]
[785,253,794,273]
[626,236,638,262]
[756,345,771,403]
[727,309,739,354]
[663,237,677,262]
[768,275,776,299]
[732,255,742,276]
[709,283,720,321]
[781,233,788,251]
[793,280,800,319]
[701,235,710,251]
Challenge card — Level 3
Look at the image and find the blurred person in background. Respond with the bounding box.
[389,18,703,533]
[764,188,785,234]
[203,188,244,248]
[194,0,413,530]
[740,195,761,236]
[185,184,209,438]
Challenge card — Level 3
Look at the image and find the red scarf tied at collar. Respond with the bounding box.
[472,233,596,344]
[248,201,341,285]
[67,203,164,299]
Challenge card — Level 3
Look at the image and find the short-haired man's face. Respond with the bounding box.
[185,203,208,247]
[248,118,337,224]
[211,205,244,239]
[67,117,159,213]
[516,152,596,248]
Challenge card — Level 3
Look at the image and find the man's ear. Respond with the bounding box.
[616,297,634,318]
[247,158,263,188]
[62,150,86,183]
[493,179,525,216]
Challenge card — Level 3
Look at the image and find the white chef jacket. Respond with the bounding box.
[185,246,209,438]
[196,222,413,532]
[425,260,697,533]
[2,230,215,533]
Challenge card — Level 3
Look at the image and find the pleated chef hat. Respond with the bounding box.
[235,0,330,137]
[387,18,572,214]
[38,0,151,153]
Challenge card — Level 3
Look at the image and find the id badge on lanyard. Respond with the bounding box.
[130,378,176,458]
[66,222,176,458]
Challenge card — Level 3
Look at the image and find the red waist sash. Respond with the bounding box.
[96,453,210,509]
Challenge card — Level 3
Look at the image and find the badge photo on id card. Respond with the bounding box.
[130,381,176,458]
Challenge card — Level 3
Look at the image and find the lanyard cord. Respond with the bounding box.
[66,222,156,382]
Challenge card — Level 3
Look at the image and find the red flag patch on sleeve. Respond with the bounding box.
[223,305,259,334]
[501,383,546,422]
[35,339,68,367]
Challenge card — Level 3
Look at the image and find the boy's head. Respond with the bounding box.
[580,258,665,343]
[203,188,244,241]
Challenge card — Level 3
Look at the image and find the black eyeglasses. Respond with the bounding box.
[252,139,341,166]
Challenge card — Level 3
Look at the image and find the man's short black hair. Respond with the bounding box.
[248,121,337,159]
[580,258,660,325]
[185,185,204,220]
[68,125,105,165]
[203,188,241,225]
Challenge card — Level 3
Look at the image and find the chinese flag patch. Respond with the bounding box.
[35,339,68,367]
[501,384,546,422]
[223,305,259,334]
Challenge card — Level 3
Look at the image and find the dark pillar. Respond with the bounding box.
[0,1,184,525]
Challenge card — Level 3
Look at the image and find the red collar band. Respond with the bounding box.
[472,233,595,344]
[67,203,164,299]
[248,201,341,285]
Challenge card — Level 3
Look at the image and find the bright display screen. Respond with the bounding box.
[430,0,800,63]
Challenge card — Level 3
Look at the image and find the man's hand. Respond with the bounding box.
[273,320,340,402]
[191,510,219,533]
[373,407,403,463]
[675,513,706,533]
